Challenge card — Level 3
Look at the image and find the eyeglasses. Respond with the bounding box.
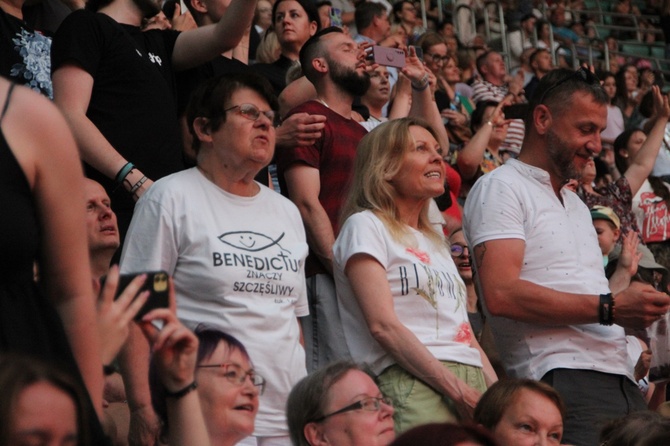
[313,396,393,422]
[425,53,449,63]
[450,243,469,257]
[224,103,276,123]
[536,67,600,105]
[197,363,266,395]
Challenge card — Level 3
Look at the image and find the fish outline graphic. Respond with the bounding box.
[218,231,290,253]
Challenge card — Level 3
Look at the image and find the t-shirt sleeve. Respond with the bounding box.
[334,212,390,271]
[463,173,527,247]
[120,188,179,275]
[275,103,323,172]
[51,10,104,75]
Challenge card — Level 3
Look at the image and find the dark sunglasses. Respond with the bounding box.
[536,67,600,105]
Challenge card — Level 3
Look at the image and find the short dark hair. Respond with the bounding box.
[0,354,90,446]
[474,379,566,431]
[286,361,375,446]
[272,0,320,29]
[525,67,608,127]
[355,1,387,31]
[392,0,413,23]
[470,100,499,132]
[600,411,670,446]
[299,26,344,84]
[150,326,252,440]
[186,72,278,154]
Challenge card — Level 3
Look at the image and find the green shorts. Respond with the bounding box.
[377,361,487,434]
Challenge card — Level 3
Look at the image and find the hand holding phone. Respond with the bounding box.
[369,46,406,68]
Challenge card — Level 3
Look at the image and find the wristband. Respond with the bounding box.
[411,74,430,91]
[599,293,614,325]
[115,162,135,186]
[129,175,148,195]
[165,381,198,399]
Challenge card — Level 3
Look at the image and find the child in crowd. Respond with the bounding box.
[591,205,622,267]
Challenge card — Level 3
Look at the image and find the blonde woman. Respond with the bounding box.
[333,118,496,435]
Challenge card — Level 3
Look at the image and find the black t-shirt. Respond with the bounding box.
[0,9,53,97]
[251,54,294,95]
[51,10,185,215]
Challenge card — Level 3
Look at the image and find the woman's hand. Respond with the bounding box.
[401,46,427,85]
[440,109,467,127]
[450,380,483,421]
[651,85,670,121]
[138,280,198,392]
[96,266,149,365]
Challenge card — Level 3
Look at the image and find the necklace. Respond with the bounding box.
[315,97,329,108]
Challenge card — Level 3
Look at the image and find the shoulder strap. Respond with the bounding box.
[0,83,16,124]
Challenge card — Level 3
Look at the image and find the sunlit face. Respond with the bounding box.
[312,370,395,446]
[492,389,563,446]
[84,179,119,254]
[602,75,616,99]
[449,230,472,281]
[593,219,620,256]
[206,88,276,173]
[389,126,445,206]
[543,93,606,183]
[197,343,259,444]
[8,382,78,446]
[424,43,448,75]
[274,1,318,50]
[442,56,461,84]
[364,66,391,107]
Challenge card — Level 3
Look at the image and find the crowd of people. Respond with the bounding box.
[3,0,670,445]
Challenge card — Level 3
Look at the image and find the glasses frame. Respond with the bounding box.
[312,396,393,422]
[535,67,600,106]
[224,103,276,123]
[425,53,449,63]
[450,243,469,257]
[197,362,266,395]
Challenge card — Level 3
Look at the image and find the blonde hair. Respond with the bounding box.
[256,30,281,64]
[340,118,445,248]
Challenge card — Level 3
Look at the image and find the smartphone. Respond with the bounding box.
[330,7,343,28]
[370,46,406,68]
[102,271,170,321]
[411,45,423,61]
[503,103,529,120]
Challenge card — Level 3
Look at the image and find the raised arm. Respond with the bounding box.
[472,238,669,329]
[624,86,670,195]
[171,0,257,71]
[345,254,484,420]
[284,164,335,274]
[52,64,153,199]
[457,100,509,180]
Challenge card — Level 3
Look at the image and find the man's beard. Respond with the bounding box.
[328,58,371,97]
[546,127,580,182]
[133,0,161,19]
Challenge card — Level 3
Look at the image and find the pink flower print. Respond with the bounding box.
[406,247,431,264]
[454,322,472,344]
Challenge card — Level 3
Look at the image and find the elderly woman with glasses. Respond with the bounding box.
[287,361,396,446]
[151,326,265,446]
[332,118,497,435]
[121,72,308,446]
